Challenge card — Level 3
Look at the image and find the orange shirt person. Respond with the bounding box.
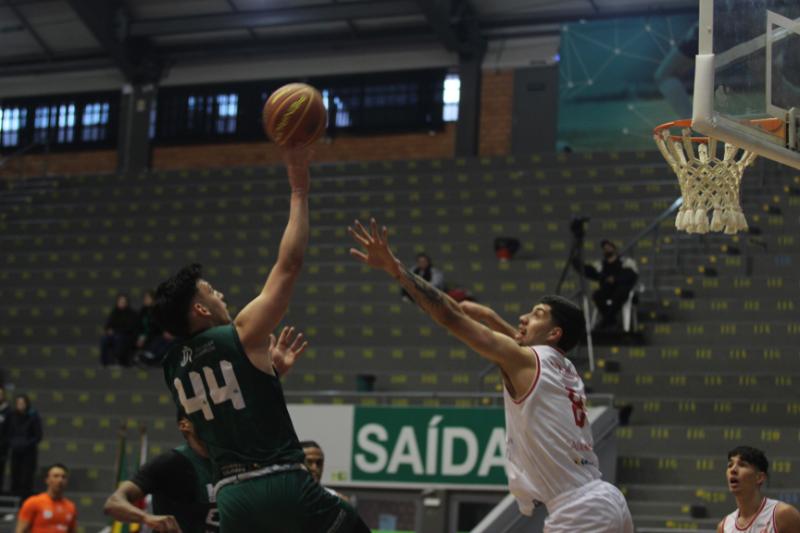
[16,463,77,533]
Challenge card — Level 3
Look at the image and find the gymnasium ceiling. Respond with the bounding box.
[0,0,697,80]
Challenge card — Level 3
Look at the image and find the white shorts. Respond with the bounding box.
[544,479,634,533]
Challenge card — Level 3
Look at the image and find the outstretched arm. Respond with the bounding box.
[348,219,533,373]
[235,147,311,352]
[104,481,182,532]
[459,301,518,338]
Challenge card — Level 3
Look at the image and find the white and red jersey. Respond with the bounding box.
[503,345,602,515]
[722,498,779,533]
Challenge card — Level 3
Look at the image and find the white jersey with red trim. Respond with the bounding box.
[722,498,779,533]
[503,345,602,515]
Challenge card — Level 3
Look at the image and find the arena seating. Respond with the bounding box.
[1,151,798,531]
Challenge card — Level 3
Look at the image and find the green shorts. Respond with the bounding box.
[216,469,368,533]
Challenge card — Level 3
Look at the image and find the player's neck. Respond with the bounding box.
[46,489,64,500]
[736,491,765,522]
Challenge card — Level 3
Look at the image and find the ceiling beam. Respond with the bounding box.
[482,3,696,28]
[415,0,484,58]
[159,27,442,62]
[64,0,162,82]
[64,0,136,80]
[223,0,258,41]
[0,55,114,77]
[5,0,54,60]
[129,0,419,38]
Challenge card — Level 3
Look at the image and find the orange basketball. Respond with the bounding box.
[263,83,327,147]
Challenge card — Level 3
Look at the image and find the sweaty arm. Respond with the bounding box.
[235,148,311,354]
[349,219,536,390]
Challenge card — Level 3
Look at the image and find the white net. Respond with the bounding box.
[654,125,758,235]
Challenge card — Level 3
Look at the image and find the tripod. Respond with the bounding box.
[555,224,595,372]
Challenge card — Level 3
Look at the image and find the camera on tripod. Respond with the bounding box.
[570,216,590,241]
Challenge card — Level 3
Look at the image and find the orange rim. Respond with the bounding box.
[653,117,785,143]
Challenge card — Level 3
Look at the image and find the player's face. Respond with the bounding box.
[46,467,68,494]
[726,455,766,494]
[196,280,232,325]
[516,304,560,346]
[303,446,324,484]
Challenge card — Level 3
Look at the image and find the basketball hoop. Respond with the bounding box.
[653,118,783,235]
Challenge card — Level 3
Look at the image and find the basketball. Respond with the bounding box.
[263,83,327,147]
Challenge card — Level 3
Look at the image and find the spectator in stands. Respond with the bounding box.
[576,240,638,330]
[402,253,444,301]
[8,395,42,501]
[300,440,347,501]
[15,463,76,533]
[0,386,9,494]
[100,293,139,367]
[134,290,173,367]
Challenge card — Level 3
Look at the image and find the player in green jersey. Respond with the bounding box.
[155,147,369,533]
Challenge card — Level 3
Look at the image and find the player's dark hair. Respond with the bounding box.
[539,295,585,352]
[728,446,769,476]
[299,440,322,450]
[176,406,188,422]
[46,463,69,476]
[154,263,203,338]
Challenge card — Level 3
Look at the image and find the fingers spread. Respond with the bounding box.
[350,248,368,263]
[348,226,370,247]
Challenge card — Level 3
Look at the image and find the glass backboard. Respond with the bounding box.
[692,0,800,169]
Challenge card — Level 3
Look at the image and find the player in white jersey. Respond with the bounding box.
[718,446,800,533]
[348,218,633,533]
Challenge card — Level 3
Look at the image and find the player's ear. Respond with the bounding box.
[192,300,211,317]
[756,471,767,488]
[547,326,563,345]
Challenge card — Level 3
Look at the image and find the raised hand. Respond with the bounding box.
[281,146,313,192]
[269,326,308,376]
[348,218,401,275]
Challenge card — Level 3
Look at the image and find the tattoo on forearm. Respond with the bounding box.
[400,265,447,310]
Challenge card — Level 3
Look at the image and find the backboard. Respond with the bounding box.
[692,0,800,169]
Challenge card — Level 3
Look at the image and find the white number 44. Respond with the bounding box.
[174,360,245,420]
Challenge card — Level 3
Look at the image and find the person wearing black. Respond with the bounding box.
[578,240,639,329]
[134,290,172,367]
[401,253,444,301]
[100,294,139,367]
[104,410,216,533]
[8,394,42,500]
[0,386,10,494]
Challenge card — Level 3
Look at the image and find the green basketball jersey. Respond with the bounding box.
[163,324,304,480]
[173,444,219,533]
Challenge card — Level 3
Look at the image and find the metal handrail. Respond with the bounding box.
[283,389,615,407]
[619,196,684,299]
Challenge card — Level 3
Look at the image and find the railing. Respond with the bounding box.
[283,390,616,408]
[619,196,684,300]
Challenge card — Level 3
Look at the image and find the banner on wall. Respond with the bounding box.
[289,404,605,490]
